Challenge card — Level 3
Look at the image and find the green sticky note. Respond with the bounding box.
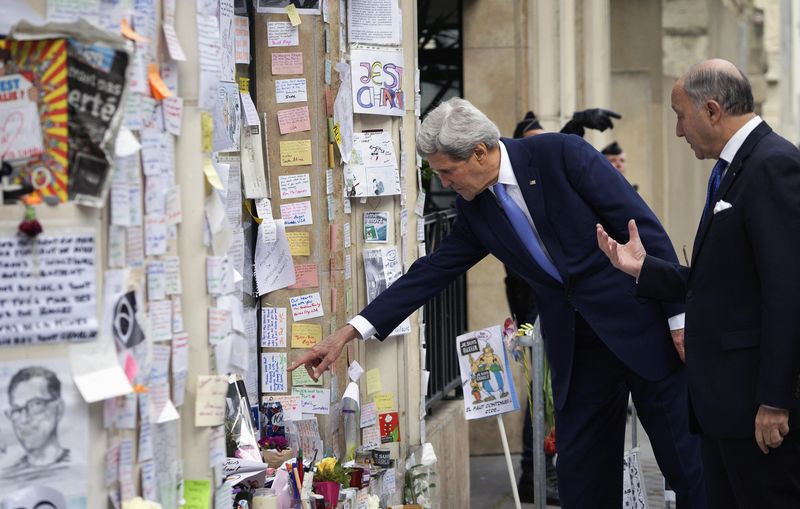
[292,366,323,386]
[182,480,211,509]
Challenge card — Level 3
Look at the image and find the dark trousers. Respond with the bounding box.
[554,315,708,508]
[701,431,800,508]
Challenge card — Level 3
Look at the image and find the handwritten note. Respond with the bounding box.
[183,480,212,509]
[278,173,312,199]
[195,375,228,426]
[277,106,311,134]
[362,424,380,449]
[289,292,324,321]
[280,141,313,170]
[275,78,307,103]
[286,231,310,256]
[261,352,288,393]
[149,300,173,341]
[288,263,319,289]
[164,256,182,294]
[0,234,97,347]
[264,395,302,421]
[163,95,183,135]
[147,261,166,301]
[292,387,331,415]
[280,200,313,226]
[374,392,395,412]
[360,402,377,428]
[234,15,250,63]
[271,52,303,75]
[366,368,382,395]
[254,220,296,296]
[292,367,323,387]
[291,323,322,348]
[267,21,299,47]
[208,307,232,344]
[261,307,287,348]
[145,214,168,256]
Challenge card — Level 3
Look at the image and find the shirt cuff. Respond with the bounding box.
[348,315,375,340]
[667,313,685,331]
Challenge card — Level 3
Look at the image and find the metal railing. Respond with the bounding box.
[422,209,468,411]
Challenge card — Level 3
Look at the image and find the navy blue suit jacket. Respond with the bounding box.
[362,134,683,409]
[638,121,800,438]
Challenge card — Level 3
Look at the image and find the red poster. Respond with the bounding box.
[379,412,400,444]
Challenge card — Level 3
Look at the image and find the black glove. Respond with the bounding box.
[570,108,622,132]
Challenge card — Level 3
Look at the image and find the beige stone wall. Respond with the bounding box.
[425,400,471,508]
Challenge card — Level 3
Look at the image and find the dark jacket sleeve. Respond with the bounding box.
[636,254,690,303]
[360,201,488,339]
[560,135,685,320]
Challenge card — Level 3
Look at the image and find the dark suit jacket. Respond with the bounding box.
[638,121,800,438]
[361,134,683,409]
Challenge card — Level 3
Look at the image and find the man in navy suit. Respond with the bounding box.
[598,59,800,507]
[290,98,706,508]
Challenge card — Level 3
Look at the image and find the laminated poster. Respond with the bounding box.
[456,325,520,420]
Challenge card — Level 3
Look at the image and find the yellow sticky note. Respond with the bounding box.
[201,112,213,153]
[203,159,224,190]
[286,4,301,26]
[291,323,322,348]
[280,139,313,166]
[286,231,310,256]
[292,366,323,386]
[239,76,250,93]
[374,392,395,413]
[366,368,382,395]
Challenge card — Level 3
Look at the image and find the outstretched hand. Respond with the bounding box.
[287,324,360,381]
[596,219,647,279]
[572,108,622,132]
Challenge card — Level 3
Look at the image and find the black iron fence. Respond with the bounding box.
[422,209,468,411]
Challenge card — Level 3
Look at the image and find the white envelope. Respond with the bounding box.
[713,200,733,214]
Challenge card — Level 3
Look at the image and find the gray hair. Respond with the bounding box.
[416,98,500,160]
[683,63,754,116]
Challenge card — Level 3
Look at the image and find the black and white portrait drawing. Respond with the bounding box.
[0,358,88,508]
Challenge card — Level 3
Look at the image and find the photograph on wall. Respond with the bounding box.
[255,0,321,14]
[363,211,388,242]
[344,131,400,198]
[456,326,520,420]
[363,246,409,336]
[0,357,89,508]
[212,81,242,152]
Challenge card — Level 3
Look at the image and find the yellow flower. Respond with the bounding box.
[317,457,338,477]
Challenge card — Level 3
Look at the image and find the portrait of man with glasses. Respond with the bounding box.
[3,366,70,472]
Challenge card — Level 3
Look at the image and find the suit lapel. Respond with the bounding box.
[690,121,772,266]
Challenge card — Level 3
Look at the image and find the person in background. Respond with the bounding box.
[601,141,627,175]
[508,108,622,505]
[598,58,800,508]
[292,98,708,508]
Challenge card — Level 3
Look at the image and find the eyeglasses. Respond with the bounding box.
[5,397,57,421]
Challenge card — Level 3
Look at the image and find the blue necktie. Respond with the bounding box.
[493,183,562,283]
[702,159,728,220]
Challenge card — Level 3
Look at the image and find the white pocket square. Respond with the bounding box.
[713,200,732,214]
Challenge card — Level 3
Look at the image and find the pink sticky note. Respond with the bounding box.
[271,52,304,75]
[288,263,319,289]
[123,353,138,383]
[277,106,311,134]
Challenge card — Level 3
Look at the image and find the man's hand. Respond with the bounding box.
[287,325,360,381]
[670,328,685,362]
[755,405,790,454]
[596,220,647,279]
[571,108,622,132]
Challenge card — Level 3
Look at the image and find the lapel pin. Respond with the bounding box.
[529,179,537,185]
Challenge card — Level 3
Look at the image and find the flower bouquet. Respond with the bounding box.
[259,435,293,469]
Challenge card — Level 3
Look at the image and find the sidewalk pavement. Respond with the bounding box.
[470,415,670,508]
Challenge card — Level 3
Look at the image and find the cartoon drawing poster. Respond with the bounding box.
[457,325,519,420]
